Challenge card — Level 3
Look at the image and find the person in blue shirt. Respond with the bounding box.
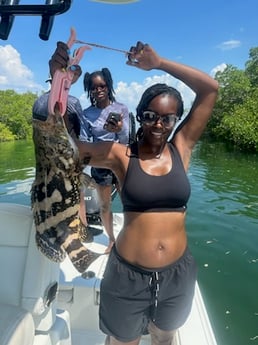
[81,68,130,253]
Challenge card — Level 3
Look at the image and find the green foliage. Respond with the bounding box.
[221,91,258,151]
[245,47,258,87]
[0,122,16,141]
[0,90,37,141]
[207,46,258,152]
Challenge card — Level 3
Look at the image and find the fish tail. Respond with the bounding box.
[57,220,101,272]
[62,238,101,273]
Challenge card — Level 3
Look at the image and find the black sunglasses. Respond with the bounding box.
[91,84,107,92]
[142,110,178,127]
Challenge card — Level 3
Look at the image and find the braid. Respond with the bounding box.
[83,72,93,102]
[83,68,116,106]
[102,68,116,103]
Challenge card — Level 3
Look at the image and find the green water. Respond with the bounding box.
[0,139,258,345]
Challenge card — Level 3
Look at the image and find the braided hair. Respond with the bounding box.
[83,68,116,106]
[135,83,184,141]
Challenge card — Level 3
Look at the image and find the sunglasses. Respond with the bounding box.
[141,110,178,127]
[91,84,107,92]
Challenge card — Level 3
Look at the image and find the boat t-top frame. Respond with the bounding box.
[0,0,72,40]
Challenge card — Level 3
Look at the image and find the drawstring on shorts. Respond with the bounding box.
[149,271,160,321]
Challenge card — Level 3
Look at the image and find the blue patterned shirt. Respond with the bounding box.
[80,102,129,145]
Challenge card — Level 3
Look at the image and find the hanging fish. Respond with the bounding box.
[31,108,101,273]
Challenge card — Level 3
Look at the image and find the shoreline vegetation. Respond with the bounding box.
[1,46,258,152]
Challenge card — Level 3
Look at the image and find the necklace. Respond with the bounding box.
[138,141,166,159]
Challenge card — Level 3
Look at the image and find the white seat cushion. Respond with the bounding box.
[0,204,32,306]
[0,204,71,345]
[0,303,35,345]
[0,203,60,331]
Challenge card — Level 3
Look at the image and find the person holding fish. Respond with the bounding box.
[49,40,218,345]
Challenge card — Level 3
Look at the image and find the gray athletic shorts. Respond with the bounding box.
[99,245,198,342]
[91,167,117,186]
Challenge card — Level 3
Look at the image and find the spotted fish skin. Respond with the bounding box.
[31,111,100,273]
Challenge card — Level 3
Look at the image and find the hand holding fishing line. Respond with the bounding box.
[49,27,136,74]
[74,36,161,71]
[47,28,156,116]
[73,39,157,68]
[126,41,162,71]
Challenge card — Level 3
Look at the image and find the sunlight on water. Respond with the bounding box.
[0,177,34,205]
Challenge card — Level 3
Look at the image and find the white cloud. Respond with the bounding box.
[217,40,241,51]
[113,73,196,114]
[0,44,43,93]
[211,63,227,77]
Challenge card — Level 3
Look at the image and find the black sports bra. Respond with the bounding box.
[121,143,191,212]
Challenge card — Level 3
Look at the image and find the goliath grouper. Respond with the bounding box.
[31,105,101,273]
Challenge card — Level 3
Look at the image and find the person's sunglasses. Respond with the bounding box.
[141,110,178,127]
[91,84,107,92]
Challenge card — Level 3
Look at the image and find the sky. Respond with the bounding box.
[0,0,258,113]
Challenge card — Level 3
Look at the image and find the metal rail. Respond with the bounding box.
[0,0,72,40]
[0,1,72,15]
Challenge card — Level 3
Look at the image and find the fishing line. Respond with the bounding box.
[74,39,132,55]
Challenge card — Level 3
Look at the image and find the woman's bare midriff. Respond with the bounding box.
[115,211,187,269]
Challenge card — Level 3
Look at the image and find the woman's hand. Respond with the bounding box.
[48,41,82,83]
[49,41,69,77]
[104,114,123,133]
[126,41,161,71]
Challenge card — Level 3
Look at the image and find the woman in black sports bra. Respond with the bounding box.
[50,40,218,345]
